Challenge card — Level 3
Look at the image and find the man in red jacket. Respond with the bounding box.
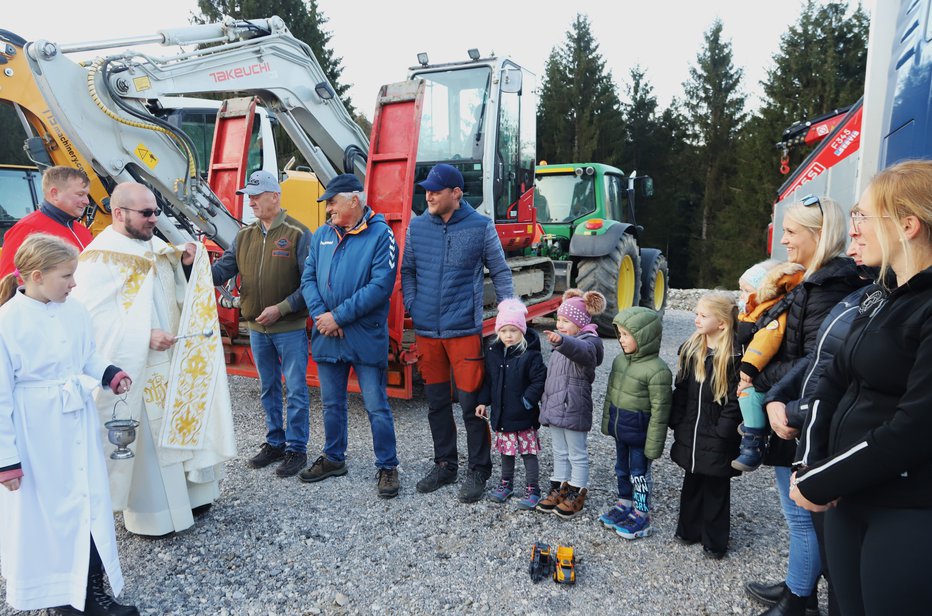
[0,166,93,276]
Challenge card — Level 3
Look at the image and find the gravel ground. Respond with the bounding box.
[5,297,810,616]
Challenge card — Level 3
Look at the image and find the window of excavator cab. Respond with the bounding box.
[534,173,596,223]
[0,168,40,245]
[411,66,491,215]
[165,110,263,177]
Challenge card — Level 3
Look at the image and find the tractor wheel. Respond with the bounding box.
[576,233,641,337]
[638,248,669,317]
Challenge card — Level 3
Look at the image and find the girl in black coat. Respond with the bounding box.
[476,299,547,509]
[669,291,741,559]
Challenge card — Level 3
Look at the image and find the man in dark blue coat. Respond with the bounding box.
[401,163,514,503]
[299,174,400,498]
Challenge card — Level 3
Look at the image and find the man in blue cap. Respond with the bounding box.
[298,173,401,498]
[401,163,514,503]
[212,170,313,478]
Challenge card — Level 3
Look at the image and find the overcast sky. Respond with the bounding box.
[6,0,874,119]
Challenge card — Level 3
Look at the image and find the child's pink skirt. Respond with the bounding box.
[494,428,541,456]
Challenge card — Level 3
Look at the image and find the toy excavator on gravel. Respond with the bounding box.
[529,543,575,585]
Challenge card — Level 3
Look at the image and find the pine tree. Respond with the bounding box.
[536,14,624,166]
[682,19,747,287]
[722,1,869,286]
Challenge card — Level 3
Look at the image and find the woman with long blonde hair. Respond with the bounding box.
[745,192,869,615]
[791,160,932,614]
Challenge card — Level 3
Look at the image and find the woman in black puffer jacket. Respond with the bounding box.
[743,196,868,616]
[792,161,932,615]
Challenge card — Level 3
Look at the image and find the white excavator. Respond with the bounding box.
[11,15,547,397]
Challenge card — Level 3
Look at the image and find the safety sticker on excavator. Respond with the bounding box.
[133,76,152,92]
[135,145,159,169]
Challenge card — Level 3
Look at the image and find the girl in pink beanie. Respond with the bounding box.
[536,289,607,519]
[475,298,547,508]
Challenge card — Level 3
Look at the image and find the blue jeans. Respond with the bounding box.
[615,438,653,512]
[775,465,822,596]
[549,427,588,488]
[317,361,399,469]
[250,328,310,453]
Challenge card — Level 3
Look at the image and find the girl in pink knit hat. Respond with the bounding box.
[536,289,607,519]
[475,298,547,509]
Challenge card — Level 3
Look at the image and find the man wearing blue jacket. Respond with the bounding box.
[402,163,514,503]
[298,174,400,498]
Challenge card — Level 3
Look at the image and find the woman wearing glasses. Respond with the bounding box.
[790,160,932,615]
[744,193,867,616]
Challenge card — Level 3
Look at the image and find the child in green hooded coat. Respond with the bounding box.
[598,307,672,540]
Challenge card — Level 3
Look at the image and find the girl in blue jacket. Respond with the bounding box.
[476,299,547,509]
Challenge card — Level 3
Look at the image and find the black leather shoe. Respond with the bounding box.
[248,443,285,468]
[746,581,820,616]
[415,462,457,493]
[275,451,308,478]
[746,580,787,606]
[756,586,811,616]
[86,570,140,616]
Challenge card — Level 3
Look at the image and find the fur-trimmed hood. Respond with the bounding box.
[751,262,805,307]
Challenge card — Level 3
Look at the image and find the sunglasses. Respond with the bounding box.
[119,206,162,218]
[800,195,824,218]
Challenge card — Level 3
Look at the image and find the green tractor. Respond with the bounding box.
[535,163,668,336]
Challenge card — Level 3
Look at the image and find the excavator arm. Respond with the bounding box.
[22,16,369,248]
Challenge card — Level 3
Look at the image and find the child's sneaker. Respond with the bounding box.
[536,482,569,513]
[616,512,652,539]
[516,485,542,510]
[732,423,768,472]
[598,501,632,530]
[488,479,514,503]
[555,487,587,519]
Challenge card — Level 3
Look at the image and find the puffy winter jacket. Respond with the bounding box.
[600,308,672,460]
[400,202,513,338]
[796,268,932,508]
[539,329,604,432]
[669,347,742,477]
[755,256,868,466]
[765,286,871,435]
[478,328,547,432]
[301,208,397,367]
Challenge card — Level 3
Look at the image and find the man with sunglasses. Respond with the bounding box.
[72,182,237,536]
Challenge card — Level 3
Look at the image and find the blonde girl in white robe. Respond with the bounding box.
[0,234,138,615]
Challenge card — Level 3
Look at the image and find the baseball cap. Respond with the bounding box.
[418,163,464,191]
[236,170,281,195]
[317,174,364,202]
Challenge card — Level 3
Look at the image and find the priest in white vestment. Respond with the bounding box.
[72,183,236,536]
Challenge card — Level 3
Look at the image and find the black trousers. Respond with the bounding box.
[825,502,932,616]
[424,382,492,475]
[675,471,732,553]
[811,510,840,616]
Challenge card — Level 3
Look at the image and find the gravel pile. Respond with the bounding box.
[5,309,811,616]
[667,288,739,312]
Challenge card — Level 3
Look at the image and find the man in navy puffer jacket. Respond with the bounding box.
[401,164,514,503]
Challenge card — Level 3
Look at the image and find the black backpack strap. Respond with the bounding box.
[749,284,805,337]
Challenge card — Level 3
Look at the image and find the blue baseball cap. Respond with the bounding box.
[236,170,281,195]
[317,174,364,202]
[418,163,464,191]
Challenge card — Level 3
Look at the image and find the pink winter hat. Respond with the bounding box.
[557,289,607,328]
[495,298,528,334]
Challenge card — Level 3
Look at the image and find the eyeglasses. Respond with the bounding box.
[801,195,824,218]
[850,210,890,233]
[119,206,162,218]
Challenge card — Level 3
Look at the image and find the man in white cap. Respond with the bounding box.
[212,170,313,478]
